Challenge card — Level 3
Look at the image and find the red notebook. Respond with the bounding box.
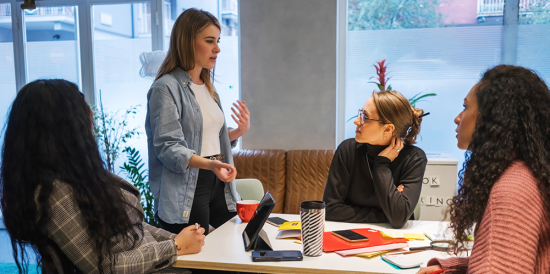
[322,228,408,252]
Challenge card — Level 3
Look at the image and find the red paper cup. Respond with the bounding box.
[237,200,260,222]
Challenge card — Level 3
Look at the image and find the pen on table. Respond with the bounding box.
[409,246,432,251]
[432,269,445,274]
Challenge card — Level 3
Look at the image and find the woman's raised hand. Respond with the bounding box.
[231,100,250,136]
[174,225,206,256]
[210,160,237,182]
[378,137,404,162]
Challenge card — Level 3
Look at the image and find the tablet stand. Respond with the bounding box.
[241,191,276,251]
[254,229,273,251]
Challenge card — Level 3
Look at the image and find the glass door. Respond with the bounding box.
[22,4,81,87]
[165,0,241,130]
[0,3,16,124]
[91,2,153,172]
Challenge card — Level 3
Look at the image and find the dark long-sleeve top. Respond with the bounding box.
[323,138,427,228]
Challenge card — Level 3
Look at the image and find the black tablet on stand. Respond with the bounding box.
[242,191,276,251]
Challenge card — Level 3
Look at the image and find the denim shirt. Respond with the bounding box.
[145,67,240,224]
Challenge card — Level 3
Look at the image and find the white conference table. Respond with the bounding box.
[174,213,454,274]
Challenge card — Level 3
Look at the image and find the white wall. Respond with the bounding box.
[240,0,337,150]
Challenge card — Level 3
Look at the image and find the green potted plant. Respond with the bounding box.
[121,147,158,227]
[92,91,158,227]
[92,90,140,172]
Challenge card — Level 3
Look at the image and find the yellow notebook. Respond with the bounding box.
[356,248,404,259]
[380,231,404,239]
[381,231,425,240]
[403,233,425,240]
[278,221,301,230]
[277,221,301,239]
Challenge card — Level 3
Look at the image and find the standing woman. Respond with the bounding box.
[146,8,250,235]
[418,66,550,273]
[323,90,428,228]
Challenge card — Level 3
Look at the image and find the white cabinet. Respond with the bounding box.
[418,153,458,221]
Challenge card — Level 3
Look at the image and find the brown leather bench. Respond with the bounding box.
[233,149,334,214]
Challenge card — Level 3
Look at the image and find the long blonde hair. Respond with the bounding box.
[156,8,220,101]
[372,90,424,145]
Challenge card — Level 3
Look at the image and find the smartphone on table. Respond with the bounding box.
[251,250,303,262]
[266,217,288,227]
[331,230,369,242]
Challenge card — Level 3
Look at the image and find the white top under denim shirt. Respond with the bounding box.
[189,82,223,157]
[145,67,240,224]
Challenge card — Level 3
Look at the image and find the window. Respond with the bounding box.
[0,2,15,157]
[166,0,240,132]
[0,2,14,223]
[91,2,153,170]
[0,0,242,174]
[517,0,550,80]
[0,3,15,127]
[344,0,550,165]
[23,5,81,87]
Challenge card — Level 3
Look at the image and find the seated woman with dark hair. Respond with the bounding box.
[323,90,428,228]
[417,65,550,273]
[0,79,204,274]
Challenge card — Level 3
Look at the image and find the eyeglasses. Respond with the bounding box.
[357,109,386,125]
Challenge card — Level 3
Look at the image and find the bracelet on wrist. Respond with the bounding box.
[173,239,181,251]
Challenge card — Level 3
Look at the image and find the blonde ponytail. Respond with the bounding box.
[404,106,424,145]
[373,90,425,146]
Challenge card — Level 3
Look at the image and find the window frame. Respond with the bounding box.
[4,0,167,105]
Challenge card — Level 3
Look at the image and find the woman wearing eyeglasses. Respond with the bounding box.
[323,90,428,228]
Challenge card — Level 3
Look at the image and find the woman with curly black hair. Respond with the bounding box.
[418,65,550,273]
[1,79,204,274]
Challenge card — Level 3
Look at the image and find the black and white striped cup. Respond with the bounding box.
[300,201,325,257]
